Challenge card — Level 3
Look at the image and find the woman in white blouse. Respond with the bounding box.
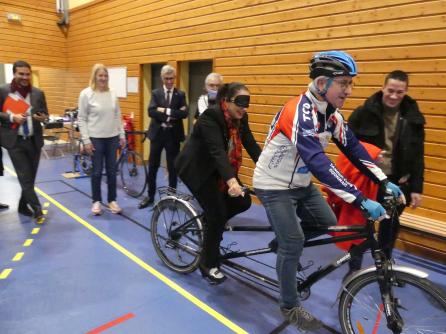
[78,64,126,215]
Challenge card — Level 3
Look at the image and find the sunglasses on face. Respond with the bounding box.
[229,95,250,108]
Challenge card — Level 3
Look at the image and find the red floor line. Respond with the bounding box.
[86,313,135,334]
[371,303,384,334]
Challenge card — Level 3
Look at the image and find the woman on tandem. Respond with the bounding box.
[175,82,261,284]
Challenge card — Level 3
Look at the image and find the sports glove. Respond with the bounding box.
[383,180,406,205]
[385,181,402,197]
[360,198,386,220]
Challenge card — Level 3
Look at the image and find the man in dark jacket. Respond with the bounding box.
[348,70,425,266]
[0,60,48,219]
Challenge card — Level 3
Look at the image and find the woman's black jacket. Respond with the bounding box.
[175,106,261,193]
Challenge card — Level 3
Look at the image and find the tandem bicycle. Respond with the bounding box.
[150,186,446,334]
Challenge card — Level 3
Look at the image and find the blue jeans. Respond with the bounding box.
[255,183,337,308]
[90,136,119,203]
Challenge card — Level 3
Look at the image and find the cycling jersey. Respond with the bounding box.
[253,89,386,205]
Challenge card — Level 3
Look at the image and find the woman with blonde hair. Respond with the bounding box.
[78,63,126,215]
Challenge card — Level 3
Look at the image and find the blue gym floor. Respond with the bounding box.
[1,149,445,334]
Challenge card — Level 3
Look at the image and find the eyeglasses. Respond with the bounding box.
[333,79,354,90]
[163,77,175,81]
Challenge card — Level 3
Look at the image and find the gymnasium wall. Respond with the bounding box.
[0,0,67,114]
[65,0,446,224]
[1,1,445,249]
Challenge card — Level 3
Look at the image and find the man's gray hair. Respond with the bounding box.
[161,64,176,77]
[205,72,223,85]
[309,76,329,95]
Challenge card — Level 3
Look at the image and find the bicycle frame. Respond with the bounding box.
[116,130,148,162]
[219,220,374,289]
[164,203,376,289]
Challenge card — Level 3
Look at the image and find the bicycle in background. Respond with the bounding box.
[115,130,148,198]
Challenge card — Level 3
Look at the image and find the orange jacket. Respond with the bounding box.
[323,142,381,250]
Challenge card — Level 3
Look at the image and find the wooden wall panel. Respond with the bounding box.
[63,0,446,229]
[1,0,442,235]
[0,0,68,114]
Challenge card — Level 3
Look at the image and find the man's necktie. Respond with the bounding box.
[23,118,29,136]
[166,90,171,107]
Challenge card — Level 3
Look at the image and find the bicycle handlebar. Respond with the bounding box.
[125,130,147,143]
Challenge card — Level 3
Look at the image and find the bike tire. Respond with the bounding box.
[120,151,147,198]
[339,270,446,334]
[79,153,93,176]
[150,198,203,274]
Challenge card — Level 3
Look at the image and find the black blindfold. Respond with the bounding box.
[231,95,250,108]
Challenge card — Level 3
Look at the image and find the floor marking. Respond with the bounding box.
[36,217,45,224]
[0,268,13,279]
[23,239,33,247]
[86,313,135,334]
[31,228,40,234]
[12,252,24,261]
[34,187,249,334]
[372,303,384,334]
[42,209,48,215]
[4,166,17,176]
[43,202,50,208]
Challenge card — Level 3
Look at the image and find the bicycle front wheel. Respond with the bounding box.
[151,198,203,274]
[120,151,147,198]
[339,270,446,334]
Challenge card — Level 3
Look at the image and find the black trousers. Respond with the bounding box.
[193,176,252,268]
[7,136,42,210]
[147,128,180,200]
[0,146,4,176]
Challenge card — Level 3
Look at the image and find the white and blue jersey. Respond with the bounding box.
[253,89,386,205]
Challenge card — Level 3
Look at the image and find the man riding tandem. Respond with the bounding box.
[253,51,406,331]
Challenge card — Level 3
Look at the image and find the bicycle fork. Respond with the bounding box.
[373,250,404,334]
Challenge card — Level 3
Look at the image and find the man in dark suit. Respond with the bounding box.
[0,60,48,220]
[0,146,9,210]
[139,65,188,208]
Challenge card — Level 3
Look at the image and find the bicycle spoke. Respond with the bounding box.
[340,271,446,334]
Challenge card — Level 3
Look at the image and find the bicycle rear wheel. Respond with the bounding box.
[120,151,147,198]
[339,270,446,334]
[151,198,203,274]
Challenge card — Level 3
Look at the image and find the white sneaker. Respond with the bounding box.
[108,201,122,214]
[91,201,102,215]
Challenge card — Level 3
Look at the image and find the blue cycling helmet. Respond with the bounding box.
[309,51,357,79]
